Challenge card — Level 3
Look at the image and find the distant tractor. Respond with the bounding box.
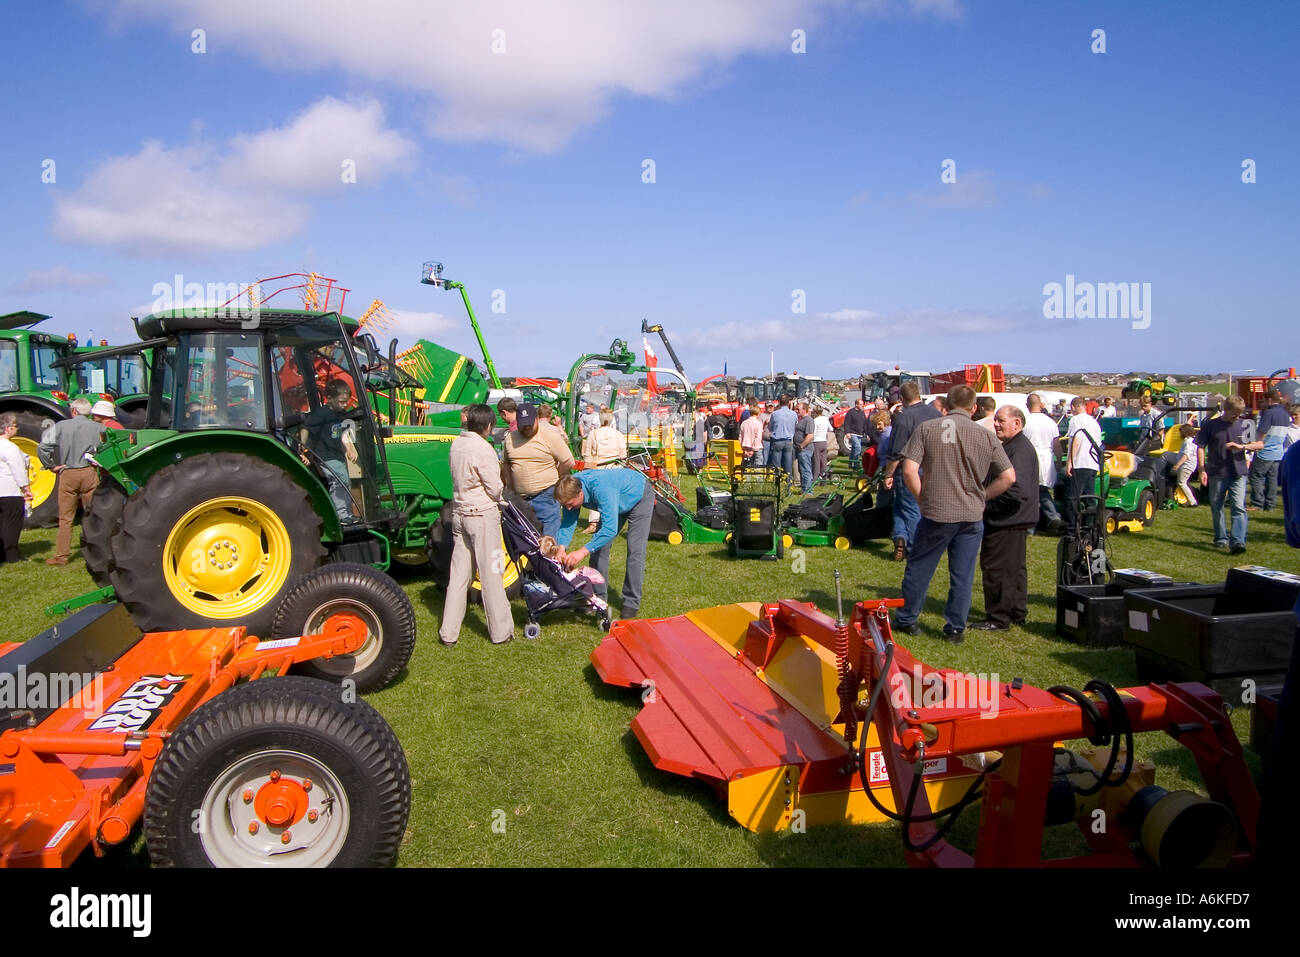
[0,310,75,527]
[1121,377,1179,406]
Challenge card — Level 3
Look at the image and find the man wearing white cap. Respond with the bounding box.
[91,400,124,431]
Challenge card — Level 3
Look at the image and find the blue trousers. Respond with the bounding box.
[896,517,984,633]
[847,434,863,470]
[891,480,921,546]
[768,440,794,480]
[797,443,815,493]
[1208,475,1248,547]
[522,484,562,539]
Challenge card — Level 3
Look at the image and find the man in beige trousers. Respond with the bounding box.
[439,403,515,646]
[37,397,104,566]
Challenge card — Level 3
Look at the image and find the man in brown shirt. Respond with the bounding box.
[895,385,1015,642]
[502,402,573,538]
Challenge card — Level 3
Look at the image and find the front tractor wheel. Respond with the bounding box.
[144,676,410,868]
[271,563,416,693]
[111,452,326,635]
[13,411,59,528]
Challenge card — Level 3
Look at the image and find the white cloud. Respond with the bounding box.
[7,265,113,295]
[222,98,415,191]
[50,98,414,256]
[690,305,1024,349]
[908,167,998,209]
[384,308,462,343]
[107,0,960,151]
[831,356,890,366]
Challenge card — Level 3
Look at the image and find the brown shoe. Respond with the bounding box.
[45,557,68,566]
[892,537,907,561]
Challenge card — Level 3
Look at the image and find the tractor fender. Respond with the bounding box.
[0,396,68,422]
[97,431,344,541]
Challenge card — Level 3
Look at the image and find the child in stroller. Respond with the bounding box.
[499,500,612,639]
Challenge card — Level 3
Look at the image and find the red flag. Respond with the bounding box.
[643,337,659,395]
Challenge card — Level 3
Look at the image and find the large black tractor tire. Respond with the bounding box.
[705,415,731,441]
[428,504,526,605]
[271,563,416,693]
[80,481,128,589]
[110,452,326,636]
[144,676,410,868]
[13,411,60,528]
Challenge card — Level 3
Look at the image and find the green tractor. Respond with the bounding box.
[62,302,519,683]
[1121,377,1179,406]
[0,310,77,527]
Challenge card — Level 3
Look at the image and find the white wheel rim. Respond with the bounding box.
[303,599,383,677]
[199,748,351,867]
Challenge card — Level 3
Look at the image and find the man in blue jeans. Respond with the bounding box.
[843,399,868,472]
[554,467,653,618]
[893,385,1015,642]
[1196,395,1252,554]
[881,381,940,560]
[766,395,798,482]
[794,402,816,494]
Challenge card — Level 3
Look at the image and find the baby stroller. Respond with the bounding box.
[498,500,612,639]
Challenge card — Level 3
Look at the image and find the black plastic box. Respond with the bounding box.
[1055,569,1183,648]
[1123,566,1299,701]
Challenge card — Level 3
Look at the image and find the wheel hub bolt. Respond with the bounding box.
[281,830,292,844]
[302,779,312,791]
[248,821,259,834]
[308,810,319,823]
[269,770,281,782]
[242,788,253,803]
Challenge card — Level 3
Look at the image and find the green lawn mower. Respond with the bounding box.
[726,467,788,559]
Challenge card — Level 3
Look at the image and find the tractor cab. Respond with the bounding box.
[132,309,400,528]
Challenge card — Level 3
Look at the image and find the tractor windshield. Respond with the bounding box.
[30,343,65,390]
[267,317,387,524]
[0,341,16,392]
[76,352,148,398]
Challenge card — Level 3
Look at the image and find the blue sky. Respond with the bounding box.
[2,0,1296,382]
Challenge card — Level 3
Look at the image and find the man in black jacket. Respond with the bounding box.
[974,406,1040,631]
[843,399,868,472]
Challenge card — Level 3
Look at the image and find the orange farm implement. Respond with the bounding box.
[0,564,412,867]
[593,580,1258,867]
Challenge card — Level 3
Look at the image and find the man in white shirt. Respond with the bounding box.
[1064,396,1103,526]
[1100,397,1119,418]
[811,407,831,483]
[1023,393,1063,532]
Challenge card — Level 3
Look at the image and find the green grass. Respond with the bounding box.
[3,489,1294,867]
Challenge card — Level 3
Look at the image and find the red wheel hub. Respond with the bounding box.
[255,776,310,827]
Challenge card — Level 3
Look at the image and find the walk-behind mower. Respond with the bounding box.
[0,563,414,867]
[727,467,788,559]
[592,577,1259,866]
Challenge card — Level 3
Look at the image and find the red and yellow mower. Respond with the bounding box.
[0,564,413,868]
[593,577,1258,867]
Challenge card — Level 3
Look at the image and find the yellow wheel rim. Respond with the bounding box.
[13,437,55,510]
[667,530,684,545]
[163,497,293,620]
[391,548,428,567]
[471,533,523,593]
[834,536,851,550]
[1144,500,1154,521]
[857,478,870,492]
[782,534,794,548]
[1174,489,1189,506]
[1105,517,1117,534]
